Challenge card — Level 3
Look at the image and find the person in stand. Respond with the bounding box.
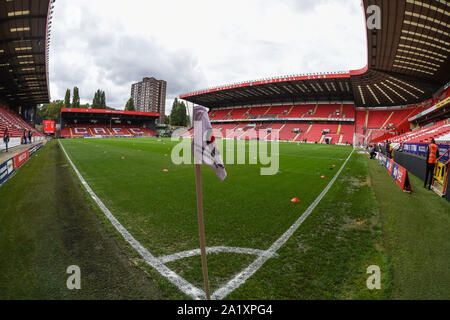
[369,144,376,159]
[424,138,439,190]
[385,140,391,158]
[3,127,9,153]
[28,130,32,144]
[22,130,27,145]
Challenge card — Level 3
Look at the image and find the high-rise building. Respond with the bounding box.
[131,77,167,123]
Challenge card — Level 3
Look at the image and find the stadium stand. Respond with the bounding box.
[60,123,157,138]
[385,120,450,144]
[182,98,448,146]
[249,106,270,118]
[0,107,43,139]
[197,103,358,144]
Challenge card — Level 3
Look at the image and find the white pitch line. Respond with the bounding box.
[158,246,274,264]
[59,141,205,300]
[61,139,354,300]
[212,149,355,300]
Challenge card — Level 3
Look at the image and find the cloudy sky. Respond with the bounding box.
[48,0,367,115]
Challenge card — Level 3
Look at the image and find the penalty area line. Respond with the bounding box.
[212,148,355,300]
[58,140,205,300]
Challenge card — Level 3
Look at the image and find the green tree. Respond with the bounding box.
[64,89,71,108]
[170,98,180,126]
[92,90,106,109]
[170,99,188,127]
[92,91,99,108]
[178,101,187,127]
[72,87,80,108]
[100,91,106,108]
[125,97,135,111]
[38,100,64,120]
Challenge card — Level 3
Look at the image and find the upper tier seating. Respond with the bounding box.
[210,104,357,121]
[314,105,341,118]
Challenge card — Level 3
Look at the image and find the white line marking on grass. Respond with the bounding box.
[158,247,275,264]
[59,141,205,300]
[211,149,355,300]
[60,139,354,300]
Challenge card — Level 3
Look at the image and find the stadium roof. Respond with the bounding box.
[0,0,54,108]
[180,0,450,109]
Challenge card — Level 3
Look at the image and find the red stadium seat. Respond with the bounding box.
[0,106,43,139]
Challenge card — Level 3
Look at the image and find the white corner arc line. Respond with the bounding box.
[158,246,275,264]
[58,141,205,300]
[212,149,355,300]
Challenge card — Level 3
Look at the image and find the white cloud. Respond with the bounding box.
[49,0,366,114]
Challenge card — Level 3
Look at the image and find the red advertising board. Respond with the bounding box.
[14,150,30,170]
[378,153,412,193]
[43,120,56,134]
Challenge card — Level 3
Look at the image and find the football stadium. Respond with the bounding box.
[1,0,450,304]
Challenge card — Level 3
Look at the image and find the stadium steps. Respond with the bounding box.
[263,107,272,115]
[380,112,394,129]
[364,110,369,134]
[306,124,313,134]
[126,129,134,137]
[293,132,302,141]
[337,124,342,135]
[338,134,344,144]
[286,105,295,117]
[236,128,249,139]
[312,104,319,115]
[319,135,326,144]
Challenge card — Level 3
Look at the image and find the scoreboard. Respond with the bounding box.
[43,120,55,134]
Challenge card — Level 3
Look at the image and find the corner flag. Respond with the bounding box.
[192,106,227,181]
[191,105,227,300]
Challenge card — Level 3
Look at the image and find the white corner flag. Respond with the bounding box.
[192,106,227,181]
[191,105,227,300]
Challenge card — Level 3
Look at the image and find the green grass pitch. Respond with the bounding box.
[59,137,390,299]
[2,138,449,299]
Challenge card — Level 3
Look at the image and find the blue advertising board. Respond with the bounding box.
[0,158,15,186]
[403,143,449,162]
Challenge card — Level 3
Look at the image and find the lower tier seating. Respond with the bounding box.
[61,124,157,138]
[0,106,43,139]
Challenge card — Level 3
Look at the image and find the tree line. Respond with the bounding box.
[38,87,113,120]
[169,98,189,127]
[37,87,191,129]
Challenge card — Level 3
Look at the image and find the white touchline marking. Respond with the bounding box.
[60,140,354,300]
[211,149,355,300]
[158,247,275,264]
[59,141,205,300]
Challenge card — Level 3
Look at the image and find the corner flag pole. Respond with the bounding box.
[193,105,226,300]
[195,163,211,300]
